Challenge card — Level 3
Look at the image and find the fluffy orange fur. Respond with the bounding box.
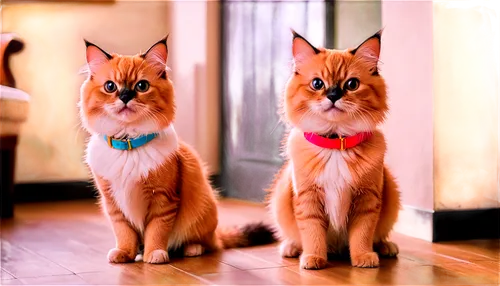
[80,36,274,264]
[267,30,401,270]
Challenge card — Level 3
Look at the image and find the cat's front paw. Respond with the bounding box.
[279,240,301,258]
[351,252,379,268]
[107,248,135,263]
[300,254,327,270]
[184,244,204,257]
[375,240,399,257]
[143,249,169,264]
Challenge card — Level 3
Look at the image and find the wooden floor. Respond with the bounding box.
[1,200,499,285]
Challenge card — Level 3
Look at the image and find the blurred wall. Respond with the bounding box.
[170,1,220,176]
[381,0,499,240]
[2,0,220,183]
[381,1,435,212]
[333,0,381,49]
[433,0,499,211]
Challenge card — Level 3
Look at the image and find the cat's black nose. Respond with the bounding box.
[119,88,136,104]
[326,86,344,104]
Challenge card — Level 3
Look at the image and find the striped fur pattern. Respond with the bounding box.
[80,37,275,264]
[267,30,401,270]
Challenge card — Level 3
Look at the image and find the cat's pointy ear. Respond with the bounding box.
[141,35,169,78]
[350,30,382,74]
[291,29,320,63]
[84,40,112,74]
[142,35,169,65]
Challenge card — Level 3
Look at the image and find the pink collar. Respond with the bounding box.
[303,132,372,150]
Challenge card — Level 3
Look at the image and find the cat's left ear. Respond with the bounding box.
[142,35,169,65]
[291,29,320,63]
[84,40,112,74]
[350,30,382,74]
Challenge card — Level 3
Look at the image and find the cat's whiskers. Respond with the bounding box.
[141,108,162,131]
[298,108,333,135]
[72,121,87,146]
[297,107,315,125]
[353,105,378,127]
[341,102,368,128]
[95,110,114,136]
[350,110,369,132]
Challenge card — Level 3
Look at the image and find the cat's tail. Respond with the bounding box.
[216,222,277,249]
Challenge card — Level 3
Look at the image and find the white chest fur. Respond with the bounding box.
[315,149,353,232]
[288,129,354,232]
[86,125,179,232]
[289,144,353,253]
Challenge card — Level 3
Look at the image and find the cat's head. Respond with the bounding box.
[284,30,388,136]
[79,36,174,137]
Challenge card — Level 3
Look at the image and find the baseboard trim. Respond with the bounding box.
[14,181,97,203]
[393,205,434,242]
[394,205,500,242]
[433,208,500,242]
[14,174,223,203]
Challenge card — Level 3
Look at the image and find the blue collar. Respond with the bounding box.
[104,133,159,150]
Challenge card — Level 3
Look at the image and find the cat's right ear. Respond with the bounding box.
[84,40,112,73]
[142,35,169,66]
[141,35,169,78]
[291,29,320,63]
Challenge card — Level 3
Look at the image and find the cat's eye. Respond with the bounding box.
[104,81,117,93]
[311,78,324,90]
[135,80,150,92]
[344,78,360,91]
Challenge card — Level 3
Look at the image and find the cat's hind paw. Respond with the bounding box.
[279,240,301,258]
[375,240,399,257]
[184,244,205,257]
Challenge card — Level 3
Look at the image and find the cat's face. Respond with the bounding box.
[284,31,388,136]
[80,37,174,137]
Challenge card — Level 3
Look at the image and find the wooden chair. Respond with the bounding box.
[0,33,27,219]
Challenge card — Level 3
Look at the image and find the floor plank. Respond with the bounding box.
[433,261,500,284]
[19,274,89,285]
[245,267,334,285]
[391,261,493,285]
[78,263,209,285]
[0,241,73,278]
[215,248,282,270]
[480,260,500,273]
[200,269,279,285]
[1,268,16,280]
[169,252,240,275]
[393,233,499,266]
[1,199,499,285]
[235,244,299,266]
[438,239,500,261]
[0,279,23,285]
[288,261,379,285]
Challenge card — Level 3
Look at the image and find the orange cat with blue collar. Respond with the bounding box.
[79,36,275,264]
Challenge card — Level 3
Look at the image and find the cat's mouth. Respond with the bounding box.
[116,105,138,115]
[105,102,142,123]
[114,105,139,120]
[325,105,341,111]
[318,99,344,114]
[320,104,345,120]
[323,105,344,114]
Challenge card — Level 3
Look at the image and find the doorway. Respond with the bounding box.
[220,1,328,201]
